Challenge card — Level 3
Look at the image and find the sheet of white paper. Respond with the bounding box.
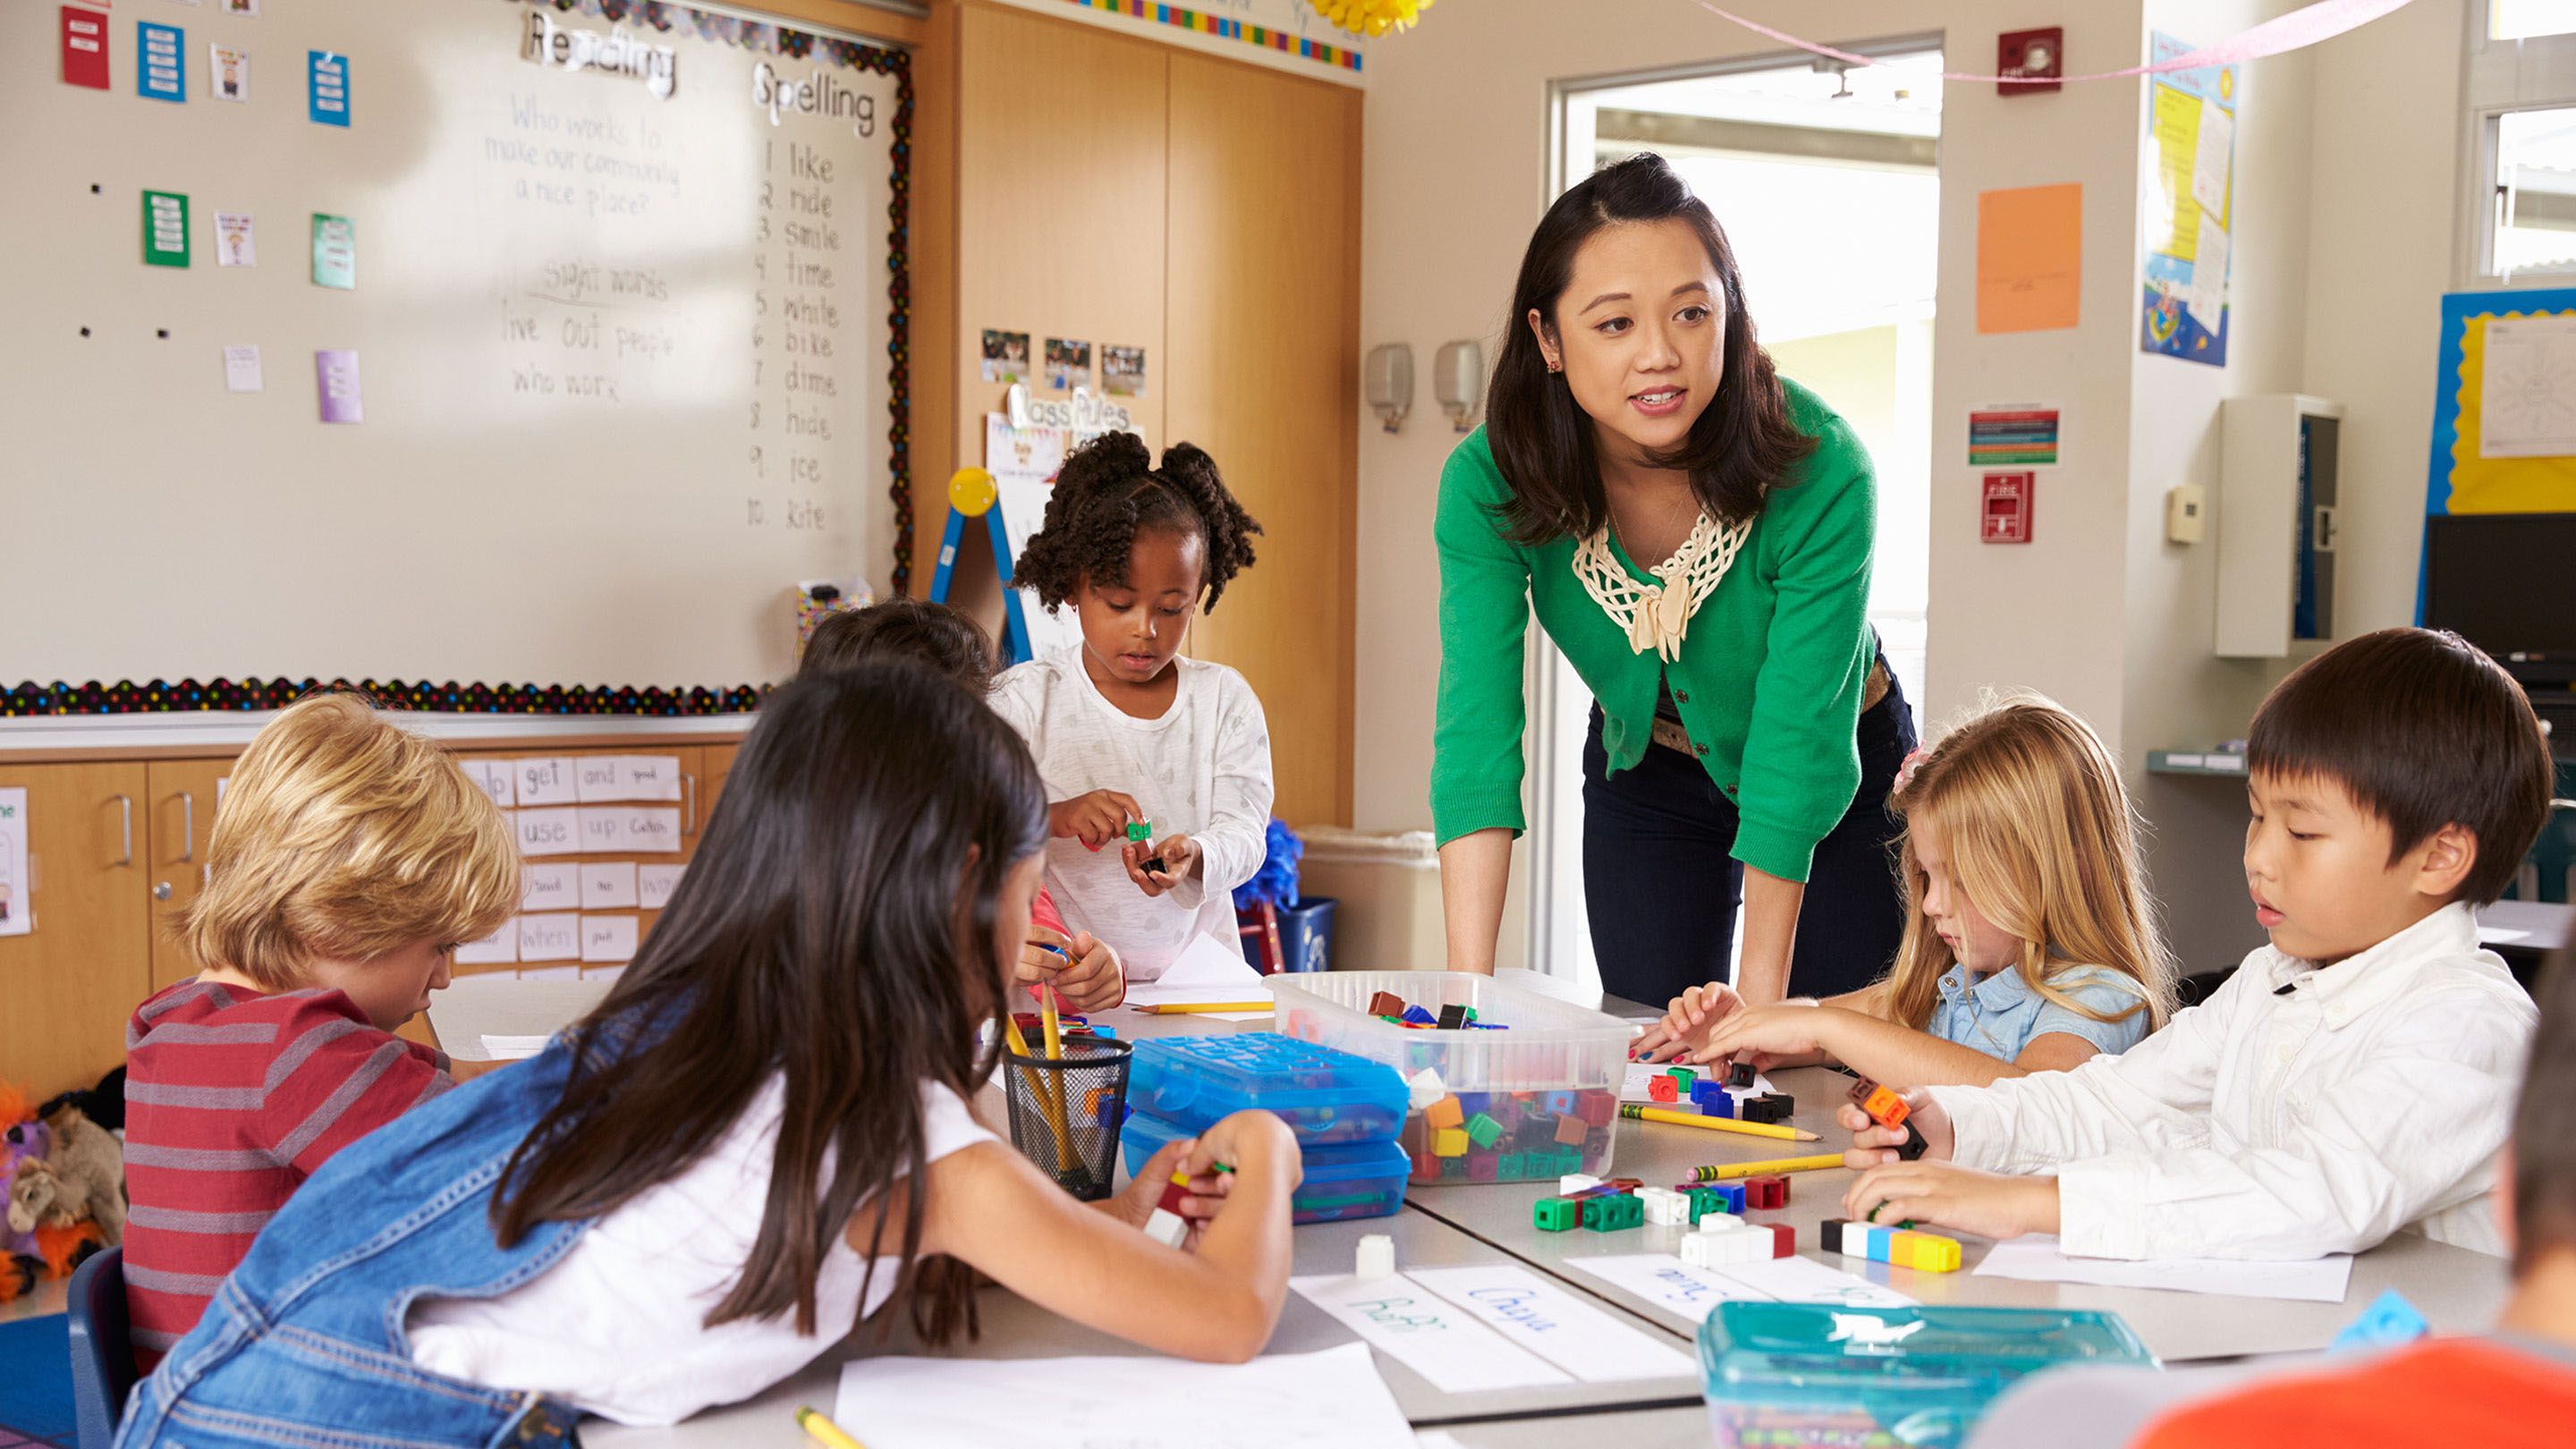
[221,344,263,393]
[580,914,639,963]
[2479,314,2576,458]
[521,862,579,911]
[462,758,515,809]
[614,754,683,801]
[637,862,685,911]
[515,757,580,807]
[513,808,581,858]
[2190,97,2233,213]
[1622,1062,1774,1104]
[1565,1253,1914,1328]
[1289,1274,1569,1394]
[573,756,625,802]
[1402,1265,1695,1382]
[1972,1234,2352,1303]
[1123,930,1268,1006]
[479,1034,549,1060]
[518,912,580,962]
[453,919,517,966]
[2186,213,2230,332]
[835,1343,1413,1449]
[621,807,683,854]
[0,787,24,940]
[579,861,639,910]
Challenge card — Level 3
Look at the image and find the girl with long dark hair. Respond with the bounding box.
[117,663,1299,1445]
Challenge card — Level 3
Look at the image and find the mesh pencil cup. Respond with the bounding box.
[1002,1035,1132,1201]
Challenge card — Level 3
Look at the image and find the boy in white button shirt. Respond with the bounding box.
[1840,628,2550,1259]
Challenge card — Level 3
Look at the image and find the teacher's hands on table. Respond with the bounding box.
[1842,1160,2060,1241]
[1018,925,1124,1013]
[1630,982,1747,1062]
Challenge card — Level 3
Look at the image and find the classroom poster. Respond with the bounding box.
[310,213,355,288]
[2421,287,2576,518]
[316,349,362,422]
[307,49,349,125]
[223,344,263,393]
[59,7,109,90]
[1967,404,2062,468]
[0,788,27,938]
[1974,185,2080,334]
[210,45,249,102]
[143,191,190,267]
[2140,32,2239,367]
[139,22,186,102]
[216,212,255,267]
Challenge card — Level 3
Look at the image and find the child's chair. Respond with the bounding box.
[65,1245,133,1449]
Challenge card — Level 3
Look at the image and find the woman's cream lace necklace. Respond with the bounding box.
[1571,508,1751,662]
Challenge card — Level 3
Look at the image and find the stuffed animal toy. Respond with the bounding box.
[6,1103,124,1247]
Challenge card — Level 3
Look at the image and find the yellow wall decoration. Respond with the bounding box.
[1313,0,1434,39]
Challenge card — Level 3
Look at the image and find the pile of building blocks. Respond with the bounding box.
[1404,1073,1619,1186]
[1819,1218,1962,1272]
[1530,1173,1793,1256]
[1638,1062,1793,1123]
[1848,1075,1929,1160]
[1682,1212,1797,1268]
[1365,988,1509,1032]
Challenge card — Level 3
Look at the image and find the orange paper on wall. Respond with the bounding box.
[1977,184,2082,334]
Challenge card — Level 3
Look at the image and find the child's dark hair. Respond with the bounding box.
[800,598,995,689]
[1012,432,1261,613]
[2513,953,2576,1272]
[2249,627,2551,905]
[490,661,1046,1344]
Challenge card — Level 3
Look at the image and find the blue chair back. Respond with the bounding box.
[65,1246,134,1449]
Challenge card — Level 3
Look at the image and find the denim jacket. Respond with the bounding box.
[117,1040,594,1448]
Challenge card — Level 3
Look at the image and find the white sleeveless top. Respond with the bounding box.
[409,1077,993,1426]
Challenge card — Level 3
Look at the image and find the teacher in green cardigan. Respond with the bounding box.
[1434,153,1915,1024]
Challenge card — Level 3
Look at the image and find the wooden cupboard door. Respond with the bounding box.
[145,758,233,992]
[1164,52,1361,828]
[0,762,152,1100]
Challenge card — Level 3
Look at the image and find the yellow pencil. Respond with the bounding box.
[1620,1103,1820,1142]
[999,1013,1072,1163]
[1689,1153,1850,1181]
[1138,1001,1275,1014]
[796,1406,868,1449]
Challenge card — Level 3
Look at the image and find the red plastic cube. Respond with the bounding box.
[1648,1074,1679,1104]
[1744,1174,1790,1210]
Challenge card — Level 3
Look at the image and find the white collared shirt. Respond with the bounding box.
[1928,904,2534,1260]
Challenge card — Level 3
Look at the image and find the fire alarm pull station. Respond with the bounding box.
[1983,472,2035,544]
[1999,28,2063,96]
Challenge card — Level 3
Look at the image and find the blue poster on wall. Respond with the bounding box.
[138,22,184,103]
[308,49,349,126]
[2140,32,2237,367]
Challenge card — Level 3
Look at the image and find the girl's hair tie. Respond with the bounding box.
[1894,746,1934,796]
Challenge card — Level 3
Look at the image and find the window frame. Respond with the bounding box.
[2460,3,2576,285]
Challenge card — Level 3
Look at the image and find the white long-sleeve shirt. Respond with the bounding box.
[988,647,1275,980]
[1928,903,2534,1261]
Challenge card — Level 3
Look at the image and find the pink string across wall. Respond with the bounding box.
[1695,0,2414,81]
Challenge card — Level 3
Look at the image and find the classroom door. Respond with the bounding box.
[0,762,152,1100]
[146,758,233,992]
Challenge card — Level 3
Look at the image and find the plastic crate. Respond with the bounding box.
[1120,1109,1409,1224]
[1126,1032,1407,1147]
[1698,1302,2157,1448]
[1271,970,1631,1184]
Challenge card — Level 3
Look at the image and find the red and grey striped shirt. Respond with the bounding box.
[123,979,452,1364]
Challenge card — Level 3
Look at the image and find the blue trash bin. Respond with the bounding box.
[1275,896,1336,973]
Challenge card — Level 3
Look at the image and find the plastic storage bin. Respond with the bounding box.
[1271,970,1631,1184]
[1120,1110,1411,1224]
[1127,1033,1408,1147]
[1698,1302,2157,1449]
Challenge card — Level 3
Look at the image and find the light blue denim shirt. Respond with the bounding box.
[1924,960,2153,1063]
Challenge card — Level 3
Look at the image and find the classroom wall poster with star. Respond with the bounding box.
[2140,32,2239,368]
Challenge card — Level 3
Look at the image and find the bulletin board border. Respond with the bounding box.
[5,0,911,717]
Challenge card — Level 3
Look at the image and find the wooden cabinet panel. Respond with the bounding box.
[145,758,232,992]
[0,762,152,1099]
[1165,53,1361,827]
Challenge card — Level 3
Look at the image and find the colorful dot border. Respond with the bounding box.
[1062,0,1365,72]
[0,679,767,718]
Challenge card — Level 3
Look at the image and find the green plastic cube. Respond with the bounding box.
[1667,1066,1696,1088]
[1497,1152,1526,1178]
[1533,1197,1579,1232]
[1465,1113,1504,1148]
[1126,820,1154,843]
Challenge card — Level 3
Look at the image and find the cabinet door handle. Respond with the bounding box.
[111,793,133,867]
[683,774,698,835]
[177,791,198,864]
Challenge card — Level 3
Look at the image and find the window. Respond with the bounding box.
[2464,4,2576,282]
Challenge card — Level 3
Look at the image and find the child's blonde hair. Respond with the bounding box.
[180,692,519,989]
[1878,694,2175,1035]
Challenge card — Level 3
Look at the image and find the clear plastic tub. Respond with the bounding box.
[1126,1033,1408,1146]
[1270,970,1631,1184]
[1120,1110,1410,1224]
[1698,1302,2157,1448]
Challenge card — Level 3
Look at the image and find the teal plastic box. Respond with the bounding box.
[1121,1109,1410,1224]
[1126,1032,1408,1147]
[1698,1302,2156,1448]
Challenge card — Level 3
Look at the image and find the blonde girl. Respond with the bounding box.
[1647,695,2174,1087]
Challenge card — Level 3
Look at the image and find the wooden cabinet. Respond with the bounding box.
[145,758,231,993]
[0,762,152,1100]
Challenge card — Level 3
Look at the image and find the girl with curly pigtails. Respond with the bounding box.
[989,434,1275,981]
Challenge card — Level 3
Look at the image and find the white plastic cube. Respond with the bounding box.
[1560,1174,1603,1195]
[1699,1210,1746,1233]
[1355,1233,1395,1280]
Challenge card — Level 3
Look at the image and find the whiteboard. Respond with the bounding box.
[0,0,908,697]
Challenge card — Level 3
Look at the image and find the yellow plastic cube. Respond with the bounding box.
[1892,1232,1962,1273]
[1432,1127,1470,1157]
[1424,1097,1465,1130]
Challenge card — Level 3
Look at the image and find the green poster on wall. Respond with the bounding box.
[143,190,189,267]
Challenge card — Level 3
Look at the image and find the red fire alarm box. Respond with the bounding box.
[1999,28,2063,97]
[1982,471,2035,544]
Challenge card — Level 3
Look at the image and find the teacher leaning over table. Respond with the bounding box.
[1431,153,1916,1038]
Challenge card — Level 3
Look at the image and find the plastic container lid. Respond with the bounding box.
[1126,1032,1409,1146]
[1120,1109,1411,1225]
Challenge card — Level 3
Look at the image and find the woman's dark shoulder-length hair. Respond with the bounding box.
[1486,151,1816,547]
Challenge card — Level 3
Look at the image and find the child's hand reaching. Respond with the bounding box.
[1842,1161,2059,1242]
[1630,982,1745,1063]
[1051,790,1143,851]
[1019,926,1124,1013]
[1124,834,1199,896]
[1108,1137,1233,1246]
[1689,1001,1844,1072]
[1836,1089,1955,1167]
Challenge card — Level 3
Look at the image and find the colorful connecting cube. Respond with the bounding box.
[1553,1113,1588,1146]
[1465,1113,1504,1148]
[1368,990,1406,1017]
[1640,1186,1690,1225]
[1468,1153,1499,1182]
[1561,1173,1603,1195]
[1424,1096,1464,1130]
[1580,1193,1643,1232]
[1727,1062,1757,1089]
[1576,1091,1618,1128]
[1849,1075,1929,1160]
[1690,1081,1733,1116]
[1740,1094,1792,1125]
[1665,1066,1696,1089]
[1437,1004,1469,1030]
[1648,1074,1679,1104]
[1761,1222,1795,1258]
[1402,1004,1438,1026]
[1432,1127,1469,1157]
[1890,1231,1962,1272]
[1534,1197,1580,1232]
[1743,1174,1790,1210]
